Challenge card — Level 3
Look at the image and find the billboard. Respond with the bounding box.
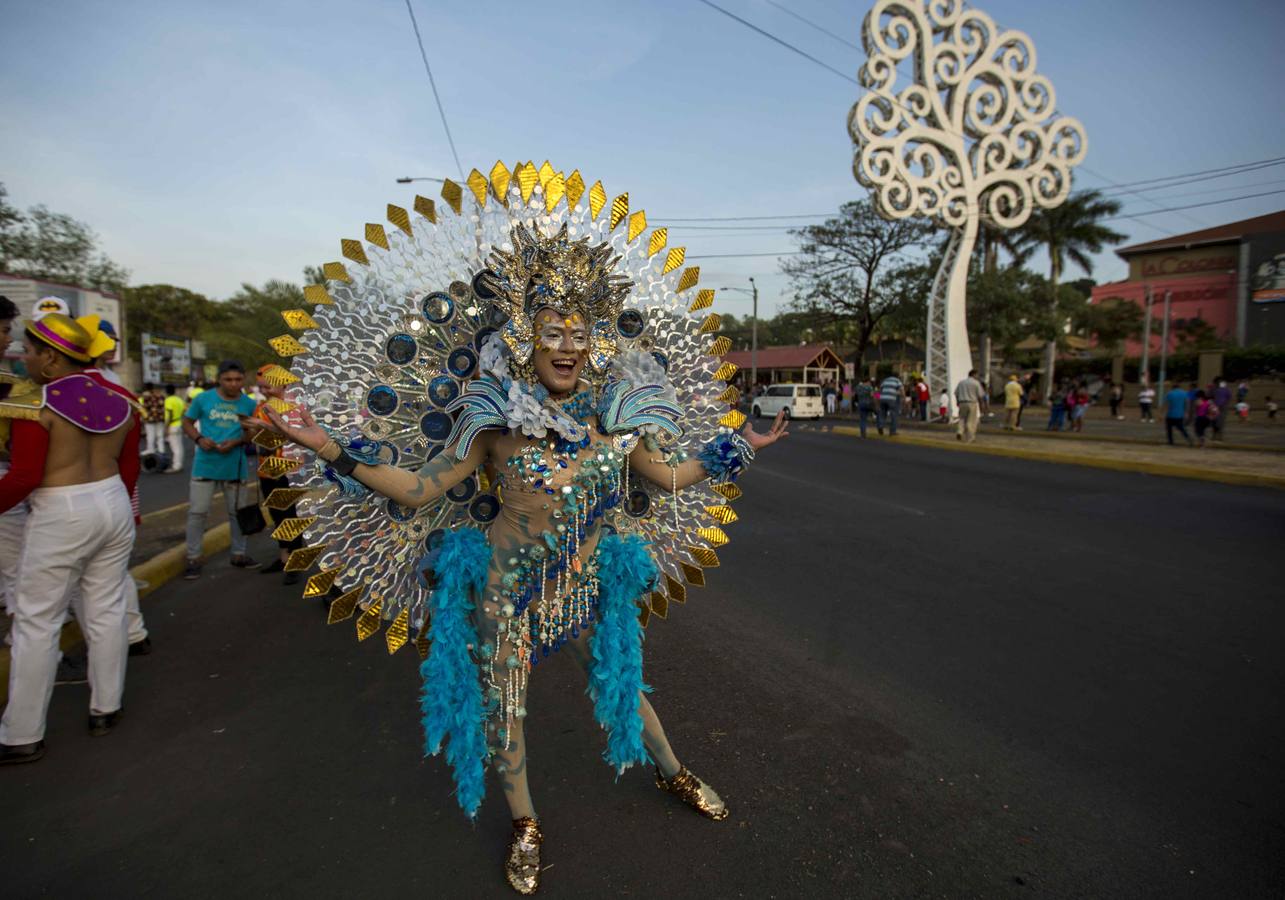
[141,333,192,385]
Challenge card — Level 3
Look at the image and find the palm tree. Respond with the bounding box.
[1012,190,1127,296]
[1010,189,1127,396]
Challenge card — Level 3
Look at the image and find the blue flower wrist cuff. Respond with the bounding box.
[697,432,755,483]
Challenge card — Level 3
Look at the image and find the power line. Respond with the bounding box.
[404,0,464,181]
[695,0,858,85]
[1100,188,1285,221]
[688,251,806,258]
[662,213,831,222]
[1096,156,1285,191]
[765,0,861,51]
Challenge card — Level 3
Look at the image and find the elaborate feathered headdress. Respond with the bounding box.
[481,223,630,372]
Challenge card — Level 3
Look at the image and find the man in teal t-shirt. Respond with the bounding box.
[181,360,259,577]
[1163,386,1193,447]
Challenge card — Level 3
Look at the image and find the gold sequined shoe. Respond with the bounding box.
[505,816,543,895]
[655,766,729,821]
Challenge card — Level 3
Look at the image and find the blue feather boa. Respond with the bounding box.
[419,527,492,819]
[588,533,655,774]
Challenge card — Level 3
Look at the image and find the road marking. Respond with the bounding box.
[754,464,927,517]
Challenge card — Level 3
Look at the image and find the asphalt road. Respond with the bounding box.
[4,431,1282,898]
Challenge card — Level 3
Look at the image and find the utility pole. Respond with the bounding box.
[1140,284,1153,385]
[1157,290,1172,403]
[749,277,758,389]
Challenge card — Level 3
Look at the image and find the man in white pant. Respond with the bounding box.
[140,382,166,455]
[163,383,185,473]
[0,313,139,764]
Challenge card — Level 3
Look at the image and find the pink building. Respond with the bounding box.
[1089,210,1285,354]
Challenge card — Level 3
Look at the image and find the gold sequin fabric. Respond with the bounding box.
[656,766,729,820]
[505,816,543,895]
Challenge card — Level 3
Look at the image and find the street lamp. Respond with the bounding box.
[720,278,758,388]
[395,176,448,184]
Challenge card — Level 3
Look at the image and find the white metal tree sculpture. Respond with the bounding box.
[848,0,1086,409]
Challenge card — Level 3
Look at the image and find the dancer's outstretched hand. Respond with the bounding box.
[742,409,789,450]
[259,406,330,453]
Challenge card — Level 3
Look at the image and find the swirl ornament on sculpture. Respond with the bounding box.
[848,0,1086,408]
[261,161,744,654]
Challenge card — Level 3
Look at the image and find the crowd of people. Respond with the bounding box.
[0,295,300,764]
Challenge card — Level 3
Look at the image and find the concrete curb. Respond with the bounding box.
[0,523,232,705]
[829,426,1285,490]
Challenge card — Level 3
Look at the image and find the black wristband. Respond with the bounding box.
[330,450,359,477]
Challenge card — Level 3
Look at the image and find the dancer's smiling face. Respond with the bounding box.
[531,307,588,396]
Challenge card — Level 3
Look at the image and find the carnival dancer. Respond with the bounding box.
[0,314,138,763]
[83,324,150,655]
[258,208,788,894]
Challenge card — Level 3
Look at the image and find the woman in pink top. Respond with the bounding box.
[1193,390,1215,447]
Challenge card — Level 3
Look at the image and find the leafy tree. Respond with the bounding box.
[1171,316,1225,351]
[781,200,933,368]
[201,279,306,373]
[1075,295,1143,354]
[121,284,225,353]
[0,182,129,293]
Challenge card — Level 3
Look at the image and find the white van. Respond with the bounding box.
[751,383,824,420]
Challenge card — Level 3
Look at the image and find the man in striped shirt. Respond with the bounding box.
[879,373,905,436]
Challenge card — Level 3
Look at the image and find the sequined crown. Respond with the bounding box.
[482,224,631,368]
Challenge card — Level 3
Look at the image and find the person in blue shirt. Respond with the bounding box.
[1163,386,1193,446]
[878,373,905,435]
[181,360,259,578]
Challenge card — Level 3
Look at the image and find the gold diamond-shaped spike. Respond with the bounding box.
[265,396,294,413]
[705,505,739,525]
[285,545,326,573]
[662,247,686,273]
[717,385,740,404]
[565,170,585,207]
[680,562,706,586]
[364,223,389,250]
[679,270,703,295]
[252,429,288,451]
[713,362,739,381]
[719,409,747,430]
[303,284,333,306]
[665,574,687,604]
[258,364,300,386]
[543,171,566,212]
[638,602,651,628]
[258,456,301,478]
[385,608,410,654]
[699,313,722,335]
[489,160,511,203]
[322,261,350,282]
[711,482,743,501]
[650,591,668,619]
[708,335,732,356]
[341,239,369,266]
[697,526,729,548]
[387,203,413,236]
[588,180,607,218]
[689,288,715,310]
[281,309,318,330]
[414,195,437,223]
[304,566,343,597]
[264,487,310,510]
[516,163,539,204]
[627,210,647,242]
[355,598,384,641]
[609,193,629,230]
[648,227,668,257]
[466,169,488,208]
[327,586,363,624]
[268,334,308,357]
[689,546,720,567]
[271,516,316,543]
[537,160,555,187]
[440,180,462,214]
[415,625,430,660]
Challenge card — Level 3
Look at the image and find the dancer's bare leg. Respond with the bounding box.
[565,629,681,777]
[477,591,535,820]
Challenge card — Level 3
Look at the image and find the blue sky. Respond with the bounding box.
[3,0,1283,316]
